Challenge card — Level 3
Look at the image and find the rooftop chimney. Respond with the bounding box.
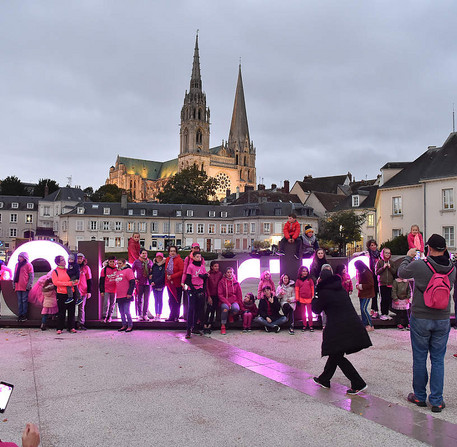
[283,180,290,193]
[271,183,277,190]
[121,193,128,210]
[258,184,266,191]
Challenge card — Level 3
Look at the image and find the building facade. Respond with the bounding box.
[107,35,256,202]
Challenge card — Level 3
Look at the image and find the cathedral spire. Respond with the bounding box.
[228,64,250,152]
[190,32,202,91]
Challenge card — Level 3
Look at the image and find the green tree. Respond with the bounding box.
[91,184,126,202]
[0,176,26,195]
[380,234,409,255]
[157,165,218,204]
[318,210,366,256]
[34,178,60,197]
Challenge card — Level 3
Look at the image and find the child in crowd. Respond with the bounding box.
[242,293,258,332]
[204,261,223,334]
[295,266,315,331]
[391,278,411,330]
[276,273,296,334]
[407,224,424,255]
[115,258,135,332]
[277,213,301,259]
[355,260,375,332]
[185,252,208,338]
[310,248,328,282]
[375,248,397,320]
[335,264,353,294]
[302,225,319,258]
[257,271,275,300]
[150,252,166,319]
[40,276,58,331]
[128,232,141,264]
[257,286,287,332]
[65,253,81,305]
[99,256,118,323]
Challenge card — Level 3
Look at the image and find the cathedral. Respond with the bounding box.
[107,34,256,201]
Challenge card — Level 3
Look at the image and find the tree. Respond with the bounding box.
[34,179,60,197]
[157,165,218,204]
[91,184,126,202]
[318,210,366,256]
[0,176,26,195]
[380,235,409,255]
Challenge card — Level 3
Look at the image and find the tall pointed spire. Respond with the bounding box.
[228,64,250,152]
[190,31,202,91]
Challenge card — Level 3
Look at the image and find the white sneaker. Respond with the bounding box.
[379,315,388,320]
[385,315,393,320]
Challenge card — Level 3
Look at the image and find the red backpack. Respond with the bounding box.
[423,260,454,309]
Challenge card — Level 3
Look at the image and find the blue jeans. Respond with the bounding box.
[221,303,240,324]
[257,315,288,328]
[410,316,450,406]
[17,291,29,318]
[117,298,133,327]
[359,298,372,326]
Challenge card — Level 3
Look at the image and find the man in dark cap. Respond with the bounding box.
[398,234,455,413]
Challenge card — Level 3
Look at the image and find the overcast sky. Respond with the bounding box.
[1,1,456,192]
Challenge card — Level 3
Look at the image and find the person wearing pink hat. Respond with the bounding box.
[151,252,166,319]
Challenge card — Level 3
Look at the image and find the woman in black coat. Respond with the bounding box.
[311,269,372,395]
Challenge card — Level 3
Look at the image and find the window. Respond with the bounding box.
[208,223,216,234]
[392,197,402,215]
[9,228,17,237]
[176,210,182,217]
[208,211,215,217]
[236,223,241,234]
[187,210,194,217]
[61,221,67,232]
[103,237,109,247]
[151,239,158,248]
[76,220,84,231]
[367,213,374,227]
[25,214,33,224]
[442,189,454,210]
[163,222,170,233]
[392,229,402,238]
[176,222,183,233]
[227,224,234,234]
[10,214,17,223]
[91,204,99,209]
[443,226,455,247]
[263,223,271,234]
[220,224,227,234]
[151,222,159,233]
[128,209,133,216]
[274,208,282,216]
[152,209,158,216]
[11,203,18,209]
[77,207,84,214]
[139,222,146,233]
[186,223,194,233]
[114,221,122,231]
[197,223,204,234]
[0,214,2,223]
[43,206,50,216]
[221,211,228,218]
[352,195,359,207]
[243,223,248,234]
[103,207,110,215]
[27,203,34,209]
[250,223,256,234]
[89,220,97,231]
[102,221,110,231]
[127,222,135,232]
[140,209,146,216]
[0,202,3,208]
[115,237,122,247]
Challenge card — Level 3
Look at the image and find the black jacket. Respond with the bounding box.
[258,296,282,320]
[312,274,372,357]
[150,260,166,288]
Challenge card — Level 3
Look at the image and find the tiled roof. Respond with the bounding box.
[0,195,40,211]
[312,192,347,211]
[117,156,178,181]
[295,174,349,194]
[381,133,457,189]
[332,185,378,211]
[230,190,302,205]
[42,187,85,202]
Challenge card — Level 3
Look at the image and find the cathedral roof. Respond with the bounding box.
[228,65,250,150]
[117,156,178,180]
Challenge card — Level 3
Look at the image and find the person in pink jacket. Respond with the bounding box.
[115,258,135,332]
[407,224,425,254]
[257,270,276,300]
[218,267,245,334]
[13,252,34,322]
[181,242,205,320]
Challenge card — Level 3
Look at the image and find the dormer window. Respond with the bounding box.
[103,207,110,215]
[352,195,359,207]
[152,209,158,216]
[221,211,228,218]
[77,207,85,214]
[128,209,133,216]
[140,209,146,216]
[176,211,182,217]
[11,203,19,209]
[187,210,193,217]
[208,211,215,217]
[27,203,34,209]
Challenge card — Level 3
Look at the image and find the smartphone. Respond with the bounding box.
[0,382,14,413]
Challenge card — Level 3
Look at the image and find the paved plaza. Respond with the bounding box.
[1,324,457,447]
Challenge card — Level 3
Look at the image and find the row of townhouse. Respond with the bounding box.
[59,200,317,253]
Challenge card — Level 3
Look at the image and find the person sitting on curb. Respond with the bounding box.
[398,234,456,413]
[257,286,287,333]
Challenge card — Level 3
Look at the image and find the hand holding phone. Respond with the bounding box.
[0,381,14,413]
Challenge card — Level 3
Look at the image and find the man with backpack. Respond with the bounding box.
[398,234,455,413]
